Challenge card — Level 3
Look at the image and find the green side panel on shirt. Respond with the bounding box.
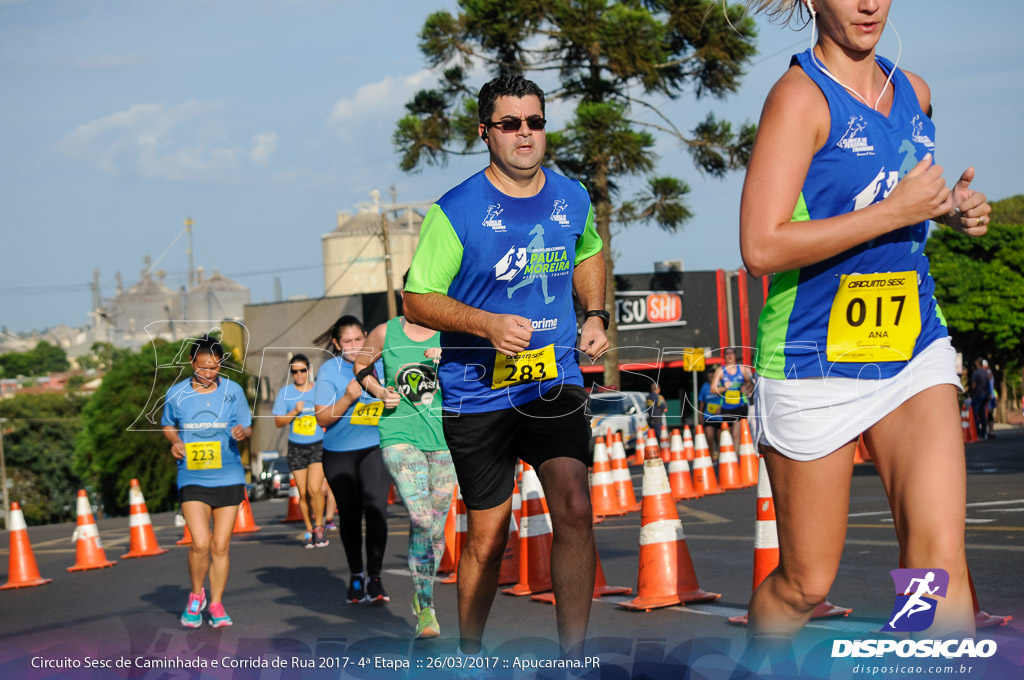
[574,203,603,265]
[934,296,947,327]
[755,192,810,379]
[404,204,464,295]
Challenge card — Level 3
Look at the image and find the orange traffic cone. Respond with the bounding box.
[67,490,116,572]
[667,430,699,501]
[682,425,695,461]
[645,429,664,467]
[730,456,850,625]
[281,476,305,523]
[962,405,978,444]
[690,425,722,495]
[232,489,261,534]
[659,426,671,464]
[1,502,53,589]
[437,485,459,576]
[387,483,399,505]
[498,514,520,586]
[531,545,631,604]
[620,456,719,611]
[176,523,193,546]
[610,433,642,513]
[503,463,553,596]
[717,425,744,491]
[442,488,467,584]
[592,435,627,517]
[121,479,169,559]
[633,432,645,466]
[737,420,759,487]
[853,435,872,464]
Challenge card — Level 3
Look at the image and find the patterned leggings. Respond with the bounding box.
[380,443,455,610]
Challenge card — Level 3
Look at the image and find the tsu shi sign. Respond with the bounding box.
[615,291,685,330]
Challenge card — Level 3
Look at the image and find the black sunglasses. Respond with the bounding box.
[291,368,308,374]
[485,116,546,133]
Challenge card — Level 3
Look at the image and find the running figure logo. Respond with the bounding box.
[506,224,557,304]
[881,568,949,632]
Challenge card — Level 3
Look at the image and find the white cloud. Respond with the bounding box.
[327,69,434,137]
[56,101,278,181]
[249,132,278,166]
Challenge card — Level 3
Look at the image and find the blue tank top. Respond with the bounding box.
[162,377,251,489]
[272,383,324,445]
[755,49,947,381]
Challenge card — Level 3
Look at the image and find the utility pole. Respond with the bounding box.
[380,209,397,320]
[1,418,9,530]
[185,217,195,289]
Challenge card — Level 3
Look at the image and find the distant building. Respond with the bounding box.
[322,191,428,297]
[186,267,251,323]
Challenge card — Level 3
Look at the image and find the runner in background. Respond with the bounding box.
[272,354,328,548]
[314,315,391,604]
[711,347,754,427]
[162,334,251,628]
[740,0,990,641]
[698,367,724,459]
[354,273,456,638]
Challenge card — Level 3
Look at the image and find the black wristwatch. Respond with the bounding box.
[584,309,610,330]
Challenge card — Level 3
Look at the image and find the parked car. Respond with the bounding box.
[256,458,292,499]
[586,390,650,450]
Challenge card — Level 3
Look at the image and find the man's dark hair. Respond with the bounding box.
[478,74,545,125]
[190,334,224,362]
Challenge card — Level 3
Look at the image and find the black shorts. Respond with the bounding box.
[287,440,323,471]
[708,404,748,423]
[442,384,591,511]
[179,484,245,509]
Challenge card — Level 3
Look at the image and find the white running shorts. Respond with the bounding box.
[751,336,960,461]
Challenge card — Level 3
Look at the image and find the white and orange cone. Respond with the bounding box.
[503,463,553,596]
[667,430,699,501]
[690,425,722,496]
[121,479,169,559]
[232,489,261,534]
[620,453,719,611]
[737,420,759,487]
[68,490,117,572]
[658,426,671,464]
[1,502,53,589]
[717,425,744,491]
[498,514,520,586]
[682,425,695,462]
[281,476,305,523]
[531,545,631,604]
[442,488,467,584]
[730,456,850,625]
[610,433,641,513]
[592,435,626,517]
[633,432,646,467]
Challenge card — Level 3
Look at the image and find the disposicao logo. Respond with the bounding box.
[881,568,947,633]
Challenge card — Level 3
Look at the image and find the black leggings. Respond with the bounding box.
[323,445,390,576]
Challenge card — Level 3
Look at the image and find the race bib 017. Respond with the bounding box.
[827,271,920,363]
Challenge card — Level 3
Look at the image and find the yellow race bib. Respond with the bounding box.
[185,441,222,471]
[826,271,920,363]
[292,415,317,436]
[351,400,384,426]
[706,403,720,415]
[724,389,742,406]
[492,344,559,390]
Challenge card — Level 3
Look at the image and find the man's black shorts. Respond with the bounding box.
[442,384,592,510]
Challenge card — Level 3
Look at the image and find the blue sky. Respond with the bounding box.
[2,0,1021,334]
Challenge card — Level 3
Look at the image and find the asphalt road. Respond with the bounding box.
[1,427,1022,680]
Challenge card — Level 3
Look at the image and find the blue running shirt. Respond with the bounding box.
[314,356,384,452]
[162,377,251,489]
[272,383,324,445]
[756,50,948,381]
[405,168,603,413]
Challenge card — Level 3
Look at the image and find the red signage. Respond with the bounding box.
[646,293,681,323]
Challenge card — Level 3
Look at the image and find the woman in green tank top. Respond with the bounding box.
[354,279,455,640]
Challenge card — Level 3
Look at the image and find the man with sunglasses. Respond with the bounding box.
[404,74,608,661]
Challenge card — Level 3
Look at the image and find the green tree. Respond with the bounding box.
[989,193,1024,225]
[0,392,87,525]
[928,199,1024,421]
[394,0,757,386]
[0,340,71,378]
